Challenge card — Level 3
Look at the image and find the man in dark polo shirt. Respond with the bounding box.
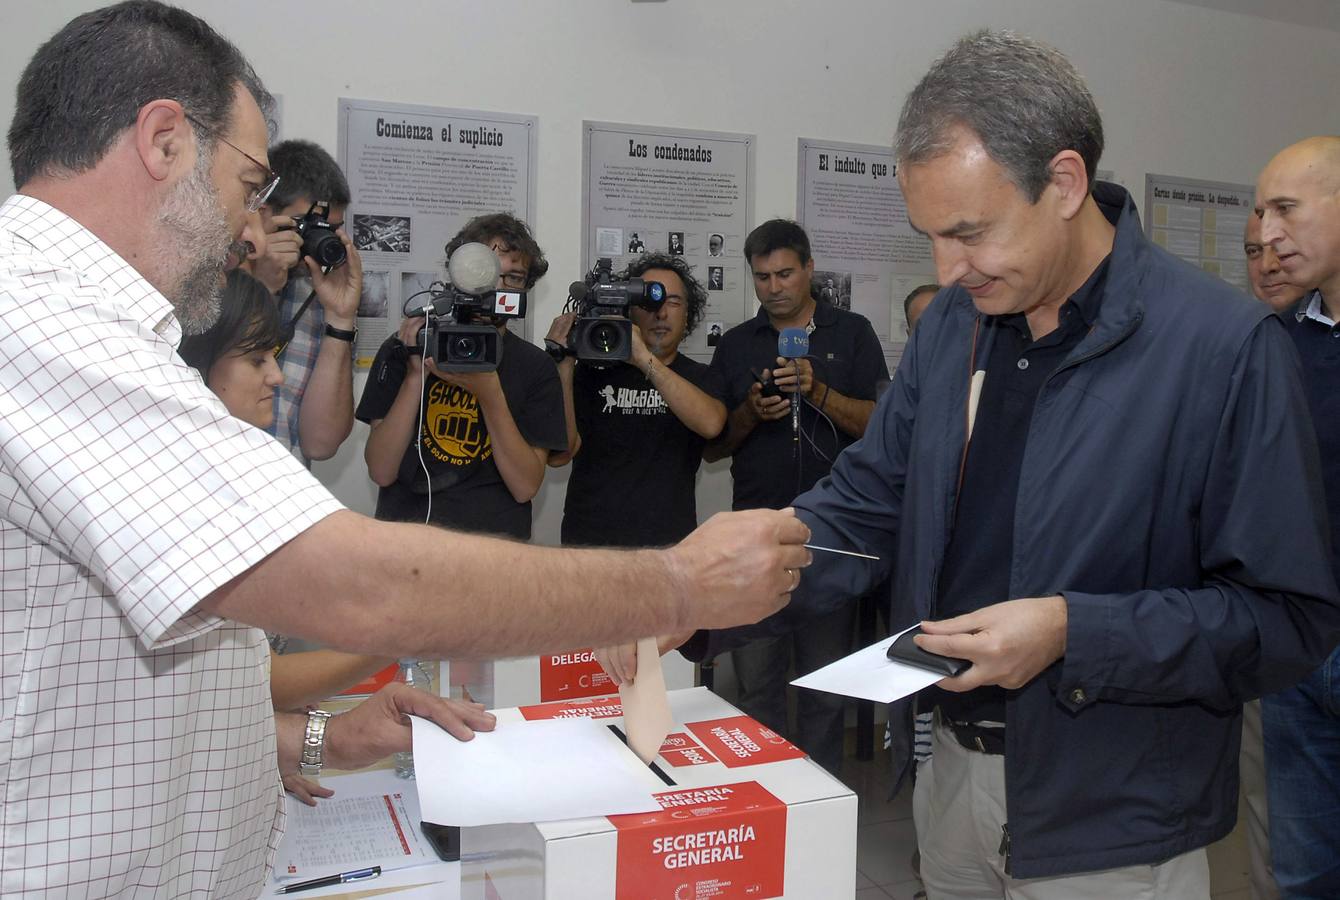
[665,32,1338,896]
[704,218,888,774]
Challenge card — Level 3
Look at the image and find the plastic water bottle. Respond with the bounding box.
[394,658,432,779]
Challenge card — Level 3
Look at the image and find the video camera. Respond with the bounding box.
[566,258,665,365]
[284,201,347,268]
[406,242,527,373]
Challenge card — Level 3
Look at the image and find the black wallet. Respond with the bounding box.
[886,625,971,677]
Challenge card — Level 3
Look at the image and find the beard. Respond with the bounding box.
[156,150,233,335]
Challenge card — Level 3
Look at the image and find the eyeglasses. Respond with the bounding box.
[499,271,529,291]
[183,112,279,212]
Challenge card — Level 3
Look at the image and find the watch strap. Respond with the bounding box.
[299,709,333,777]
[325,323,357,342]
[544,338,572,362]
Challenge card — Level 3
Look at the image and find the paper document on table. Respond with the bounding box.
[274,789,434,880]
[619,637,674,764]
[791,624,945,703]
[411,715,666,826]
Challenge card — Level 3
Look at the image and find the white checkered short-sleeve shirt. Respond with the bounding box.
[0,195,345,898]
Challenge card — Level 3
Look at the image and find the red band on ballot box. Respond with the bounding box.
[686,716,805,768]
[609,781,786,900]
[337,662,399,697]
[659,731,719,768]
[519,695,625,721]
[539,648,617,702]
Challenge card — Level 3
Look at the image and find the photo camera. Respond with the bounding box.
[284,201,347,268]
[567,258,665,365]
[408,242,527,373]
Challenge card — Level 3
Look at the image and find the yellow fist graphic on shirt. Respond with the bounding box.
[422,380,492,465]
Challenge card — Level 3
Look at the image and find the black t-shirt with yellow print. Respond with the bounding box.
[356,329,566,539]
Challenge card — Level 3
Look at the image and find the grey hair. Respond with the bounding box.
[895,29,1103,202]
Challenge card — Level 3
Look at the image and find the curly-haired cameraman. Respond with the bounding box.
[546,253,725,546]
[357,214,566,539]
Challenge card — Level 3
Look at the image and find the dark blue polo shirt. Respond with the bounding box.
[709,300,888,510]
[931,257,1110,725]
[1285,294,1340,575]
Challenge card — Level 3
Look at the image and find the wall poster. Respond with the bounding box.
[796,138,934,373]
[338,98,538,368]
[582,120,755,361]
[1144,173,1254,293]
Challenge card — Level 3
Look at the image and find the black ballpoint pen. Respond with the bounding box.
[277,865,381,894]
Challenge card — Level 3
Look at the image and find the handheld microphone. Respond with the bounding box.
[777,327,809,450]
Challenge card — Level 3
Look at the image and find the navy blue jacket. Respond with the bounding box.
[698,184,1340,877]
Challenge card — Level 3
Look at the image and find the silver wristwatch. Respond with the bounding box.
[299,709,333,777]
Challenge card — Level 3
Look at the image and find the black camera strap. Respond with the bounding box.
[275,287,319,357]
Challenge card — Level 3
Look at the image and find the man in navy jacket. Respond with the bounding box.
[657,32,1340,896]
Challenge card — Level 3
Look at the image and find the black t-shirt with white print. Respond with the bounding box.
[356,330,566,540]
[562,355,723,547]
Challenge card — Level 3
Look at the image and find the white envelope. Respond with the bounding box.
[410,715,666,826]
[791,624,945,703]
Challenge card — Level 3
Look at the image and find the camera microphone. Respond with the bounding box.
[447,242,502,295]
[567,281,588,304]
[777,327,809,450]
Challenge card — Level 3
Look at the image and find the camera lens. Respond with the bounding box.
[451,335,484,361]
[590,322,623,355]
[308,233,348,268]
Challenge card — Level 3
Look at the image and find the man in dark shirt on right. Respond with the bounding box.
[705,219,888,774]
[654,31,1338,897]
[1255,135,1340,900]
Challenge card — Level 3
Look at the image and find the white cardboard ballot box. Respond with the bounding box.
[459,687,856,900]
[445,650,696,709]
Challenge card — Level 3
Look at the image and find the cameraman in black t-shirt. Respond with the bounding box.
[357,214,566,540]
[546,254,725,547]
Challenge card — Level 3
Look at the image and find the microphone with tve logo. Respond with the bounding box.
[777,327,810,451]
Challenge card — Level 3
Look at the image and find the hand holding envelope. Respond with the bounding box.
[616,637,674,764]
[593,633,692,686]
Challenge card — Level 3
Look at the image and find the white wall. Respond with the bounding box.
[3,0,1338,546]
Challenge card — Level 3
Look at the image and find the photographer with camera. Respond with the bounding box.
[546,253,726,547]
[245,139,362,462]
[357,214,566,539]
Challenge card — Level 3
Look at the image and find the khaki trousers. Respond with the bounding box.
[1240,699,1280,899]
[913,719,1211,899]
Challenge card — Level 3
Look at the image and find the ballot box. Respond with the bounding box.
[445,649,696,709]
[459,687,856,900]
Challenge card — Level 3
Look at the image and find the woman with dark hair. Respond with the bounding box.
[179,269,285,429]
[181,269,392,804]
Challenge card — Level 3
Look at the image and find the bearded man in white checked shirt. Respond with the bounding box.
[0,3,811,897]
